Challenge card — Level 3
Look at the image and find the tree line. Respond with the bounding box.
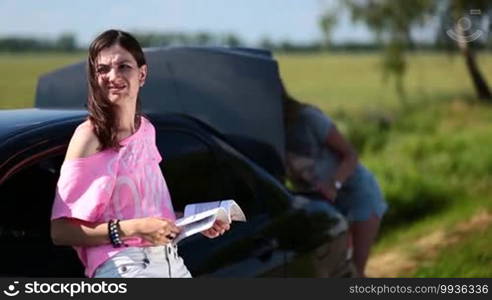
[0,31,379,53]
[2,30,490,54]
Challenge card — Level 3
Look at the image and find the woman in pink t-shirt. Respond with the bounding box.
[50,29,229,278]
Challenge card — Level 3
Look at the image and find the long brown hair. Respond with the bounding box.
[87,29,146,150]
[281,79,305,128]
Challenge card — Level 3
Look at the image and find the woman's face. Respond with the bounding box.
[95,44,147,104]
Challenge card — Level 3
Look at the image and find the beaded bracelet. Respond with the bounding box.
[108,219,125,248]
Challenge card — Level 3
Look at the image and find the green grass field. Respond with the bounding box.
[414,223,492,277]
[276,52,492,112]
[3,52,492,110]
[0,52,85,109]
[1,51,491,277]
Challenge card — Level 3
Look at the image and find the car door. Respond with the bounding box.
[0,141,84,277]
[154,124,292,277]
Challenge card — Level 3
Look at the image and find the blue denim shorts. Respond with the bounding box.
[296,171,388,222]
[93,244,192,278]
[335,171,388,222]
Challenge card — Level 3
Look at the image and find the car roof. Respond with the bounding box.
[35,46,285,169]
[0,108,86,142]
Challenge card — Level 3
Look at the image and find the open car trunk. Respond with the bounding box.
[35,47,285,179]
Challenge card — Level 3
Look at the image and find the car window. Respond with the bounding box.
[155,129,261,218]
[0,152,83,277]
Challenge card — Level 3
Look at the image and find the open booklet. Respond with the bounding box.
[173,199,246,243]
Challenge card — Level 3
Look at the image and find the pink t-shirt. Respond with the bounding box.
[51,117,176,277]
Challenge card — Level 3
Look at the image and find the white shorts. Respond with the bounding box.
[93,244,192,278]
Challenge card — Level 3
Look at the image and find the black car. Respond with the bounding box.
[0,47,353,277]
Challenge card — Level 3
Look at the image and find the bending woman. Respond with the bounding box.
[50,29,229,278]
[282,84,388,277]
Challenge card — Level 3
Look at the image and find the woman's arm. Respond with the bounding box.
[325,126,359,183]
[51,217,180,247]
[65,121,101,160]
[316,126,359,200]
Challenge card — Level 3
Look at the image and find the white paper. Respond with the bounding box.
[174,199,246,243]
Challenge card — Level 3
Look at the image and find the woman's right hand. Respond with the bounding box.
[122,217,181,245]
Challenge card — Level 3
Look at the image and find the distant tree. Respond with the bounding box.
[56,33,77,52]
[258,36,276,50]
[176,33,192,46]
[279,40,296,52]
[439,0,492,101]
[319,11,338,49]
[331,0,492,102]
[133,33,172,47]
[223,33,242,47]
[0,33,81,52]
[0,37,42,52]
[195,32,213,46]
[331,0,434,102]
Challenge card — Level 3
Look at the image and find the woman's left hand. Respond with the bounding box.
[316,181,337,203]
[201,220,231,239]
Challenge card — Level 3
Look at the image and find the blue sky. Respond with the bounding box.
[0,0,376,46]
